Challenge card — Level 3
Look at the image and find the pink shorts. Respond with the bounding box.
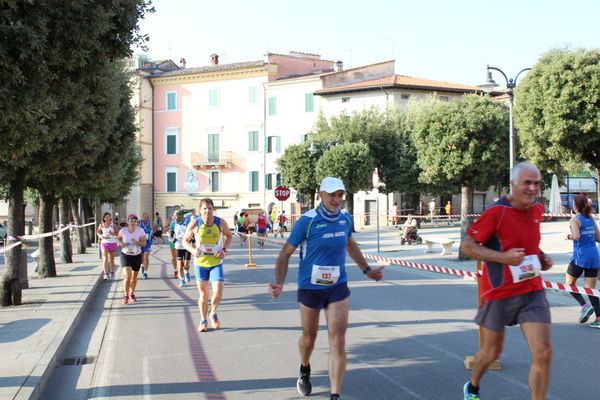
[101,242,118,252]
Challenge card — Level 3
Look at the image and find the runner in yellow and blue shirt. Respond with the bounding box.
[183,198,233,332]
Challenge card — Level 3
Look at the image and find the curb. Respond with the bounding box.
[15,269,102,400]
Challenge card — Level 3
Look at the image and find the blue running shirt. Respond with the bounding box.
[287,209,353,290]
[571,215,600,269]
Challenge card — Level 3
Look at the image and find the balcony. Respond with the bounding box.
[191,151,234,169]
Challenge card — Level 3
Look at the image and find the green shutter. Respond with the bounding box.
[166,134,176,155]
[208,134,219,162]
[248,86,257,104]
[268,97,276,115]
[276,136,281,152]
[167,172,176,192]
[305,93,314,112]
[167,92,176,111]
[209,89,218,106]
[249,131,258,151]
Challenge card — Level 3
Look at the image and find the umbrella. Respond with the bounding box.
[548,174,562,214]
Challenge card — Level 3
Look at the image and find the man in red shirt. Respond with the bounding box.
[460,162,553,400]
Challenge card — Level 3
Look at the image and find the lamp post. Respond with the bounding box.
[478,65,531,171]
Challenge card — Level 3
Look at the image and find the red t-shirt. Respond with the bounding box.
[467,196,544,300]
[257,215,267,229]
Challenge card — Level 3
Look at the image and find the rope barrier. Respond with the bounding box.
[0,221,96,254]
[235,231,600,298]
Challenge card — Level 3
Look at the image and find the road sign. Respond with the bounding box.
[274,185,291,201]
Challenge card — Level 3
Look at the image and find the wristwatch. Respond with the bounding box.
[363,266,372,274]
[222,248,228,253]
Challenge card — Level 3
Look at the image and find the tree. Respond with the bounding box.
[0,1,152,305]
[412,94,509,258]
[315,143,375,214]
[516,48,600,180]
[276,143,321,209]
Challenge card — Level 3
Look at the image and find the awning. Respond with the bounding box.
[560,178,597,193]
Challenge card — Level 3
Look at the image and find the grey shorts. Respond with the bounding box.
[474,290,551,332]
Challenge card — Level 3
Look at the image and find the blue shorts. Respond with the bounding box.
[195,264,224,282]
[257,228,266,234]
[141,242,152,253]
[297,282,350,309]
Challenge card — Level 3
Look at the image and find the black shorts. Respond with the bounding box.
[297,282,350,309]
[238,226,246,233]
[120,253,142,271]
[474,290,551,331]
[154,230,163,238]
[176,249,191,261]
[567,261,599,278]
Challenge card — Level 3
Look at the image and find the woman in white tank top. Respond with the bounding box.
[97,212,118,280]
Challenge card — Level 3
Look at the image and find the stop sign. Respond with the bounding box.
[274,185,291,201]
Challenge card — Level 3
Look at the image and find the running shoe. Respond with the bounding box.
[121,295,129,305]
[129,293,137,302]
[198,320,208,332]
[142,271,148,279]
[109,272,115,280]
[463,381,480,400]
[590,319,600,328]
[103,273,108,280]
[297,365,312,396]
[579,304,594,323]
[330,395,340,400]
[185,271,191,283]
[210,313,220,329]
[179,279,185,288]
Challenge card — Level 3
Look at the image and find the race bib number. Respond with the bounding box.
[123,244,137,255]
[198,243,221,256]
[310,265,340,286]
[509,254,541,282]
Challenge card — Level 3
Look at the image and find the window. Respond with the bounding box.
[266,136,281,153]
[276,173,282,187]
[248,86,258,104]
[208,171,219,192]
[166,168,177,192]
[248,130,259,151]
[265,173,273,190]
[166,91,177,111]
[305,93,314,112]
[341,97,350,103]
[249,171,259,192]
[209,89,219,107]
[439,96,450,102]
[208,134,219,162]
[268,97,277,115]
[300,134,308,144]
[165,128,178,155]
[400,93,410,100]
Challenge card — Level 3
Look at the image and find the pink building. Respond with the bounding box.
[150,52,335,218]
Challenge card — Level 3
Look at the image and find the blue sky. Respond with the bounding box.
[137,0,599,86]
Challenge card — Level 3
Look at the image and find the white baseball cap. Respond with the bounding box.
[319,177,346,193]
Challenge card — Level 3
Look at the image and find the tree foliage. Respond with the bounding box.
[276,142,321,199]
[516,47,600,175]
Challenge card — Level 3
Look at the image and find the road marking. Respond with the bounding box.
[142,356,151,399]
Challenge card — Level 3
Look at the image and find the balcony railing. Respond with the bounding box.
[191,151,234,168]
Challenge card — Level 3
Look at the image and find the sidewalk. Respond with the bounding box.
[0,245,103,400]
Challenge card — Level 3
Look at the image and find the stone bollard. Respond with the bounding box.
[19,249,29,289]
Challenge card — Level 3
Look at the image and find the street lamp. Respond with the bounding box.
[478,65,531,171]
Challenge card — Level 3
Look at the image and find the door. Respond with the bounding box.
[365,200,376,226]
[208,134,219,162]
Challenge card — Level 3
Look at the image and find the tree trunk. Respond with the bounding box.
[0,172,25,306]
[70,198,86,254]
[38,194,56,278]
[458,183,475,260]
[82,198,94,247]
[59,196,73,263]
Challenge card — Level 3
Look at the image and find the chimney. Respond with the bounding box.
[179,58,186,68]
[334,60,343,72]
[210,53,219,65]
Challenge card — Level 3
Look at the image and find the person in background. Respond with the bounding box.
[277,210,287,238]
[445,201,453,225]
[97,212,118,280]
[566,195,600,328]
[154,212,164,244]
[139,212,154,279]
[256,210,267,247]
[168,205,181,278]
[392,202,399,226]
[172,209,191,288]
[237,212,247,245]
[117,214,146,304]
[233,212,239,235]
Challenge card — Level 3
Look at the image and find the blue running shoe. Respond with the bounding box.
[580,305,594,323]
[185,271,191,283]
[590,319,600,328]
[463,382,480,400]
[179,279,185,288]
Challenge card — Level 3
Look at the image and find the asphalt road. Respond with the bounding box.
[41,229,599,399]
